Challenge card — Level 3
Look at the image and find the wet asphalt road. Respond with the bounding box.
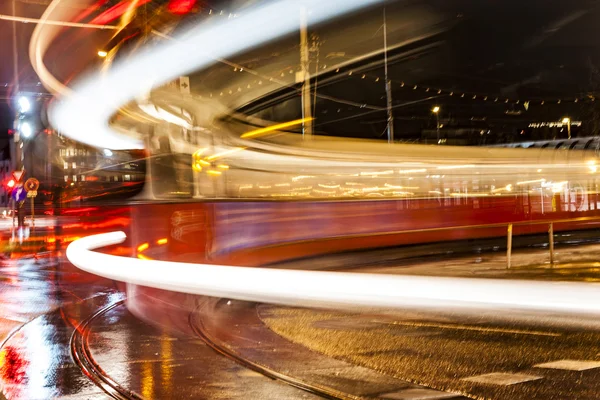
[1,236,600,399]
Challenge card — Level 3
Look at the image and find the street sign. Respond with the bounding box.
[12,170,24,182]
[27,191,37,198]
[11,185,26,202]
[179,76,190,94]
[24,178,39,192]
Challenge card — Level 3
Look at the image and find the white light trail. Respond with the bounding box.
[68,232,600,315]
[48,0,385,149]
[0,13,119,29]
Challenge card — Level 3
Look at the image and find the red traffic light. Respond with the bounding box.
[167,0,197,15]
[6,179,15,188]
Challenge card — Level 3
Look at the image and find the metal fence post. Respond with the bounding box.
[548,222,554,266]
[506,223,513,269]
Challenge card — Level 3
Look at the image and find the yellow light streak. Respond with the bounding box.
[360,170,394,176]
[437,164,475,170]
[206,147,246,161]
[157,238,168,245]
[517,179,545,185]
[318,184,340,189]
[136,243,149,252]
[241,118,313,139]
[207,170,222,176]
[193,148,207,158]
[217,164,229,169]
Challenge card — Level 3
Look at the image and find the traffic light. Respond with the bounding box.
[6,179,15,189]
[14,94,40,141]
[167,0,197,15]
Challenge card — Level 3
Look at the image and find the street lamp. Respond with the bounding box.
[562,117,571,139]
[19,122,32,138]
[432,106,440,143]
[17,97,30,113]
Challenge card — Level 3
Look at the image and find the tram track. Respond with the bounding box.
[71,297,357,400]
[70,299,144,400]
[188,305,359,400]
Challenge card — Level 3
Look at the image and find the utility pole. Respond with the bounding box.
[299,7,313,138]
[383,8,394,144]
[11,0,23,171]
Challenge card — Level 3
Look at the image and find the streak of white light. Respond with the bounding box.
[436,164,475,170]
[0,13,119,29]
[68,232,600,315]
[517,179,546,185]
[138,104,193,129]
[29,0,75,97]
[48,0,384,149]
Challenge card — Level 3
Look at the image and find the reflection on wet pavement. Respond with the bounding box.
[88,304,323,399]
[0,254,326,399]
[0,251,117,399]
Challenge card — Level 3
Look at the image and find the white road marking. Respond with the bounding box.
[534,359,600,371]
[379,388,460,399]
[462,372,542,386]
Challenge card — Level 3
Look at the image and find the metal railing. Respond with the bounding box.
[501,217,600,269]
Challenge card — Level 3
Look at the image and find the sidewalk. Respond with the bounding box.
[348,241,600,281]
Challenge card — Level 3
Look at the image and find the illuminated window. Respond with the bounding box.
[64,162,68,169]
[73,175,77,182]
[114,176,119,182]
[72,162,76,168]
[64,175,68,182]
[81,175,85,182]
[124,174,131,181]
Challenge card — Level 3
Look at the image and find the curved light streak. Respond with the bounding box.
[68,232,600,315]
[0,14,119,29]
[29,0,77,97]
[48,0,385,150]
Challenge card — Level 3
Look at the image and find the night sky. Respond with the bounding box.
[2,0,600,146]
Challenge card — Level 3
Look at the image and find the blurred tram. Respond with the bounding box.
[119,107,600,265]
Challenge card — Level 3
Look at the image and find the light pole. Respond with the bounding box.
[432,106,440,143]
[562,117,571,139]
